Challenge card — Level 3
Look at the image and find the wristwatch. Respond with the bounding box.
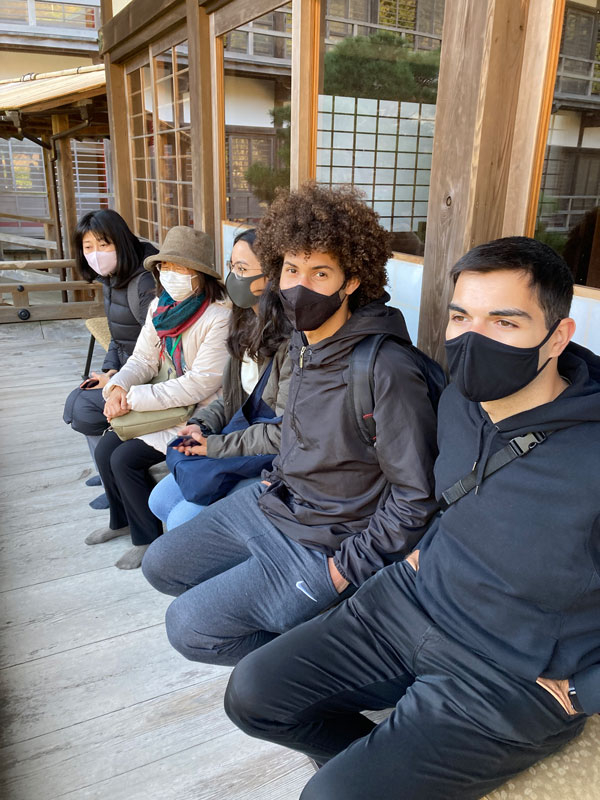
[568,679,584,713]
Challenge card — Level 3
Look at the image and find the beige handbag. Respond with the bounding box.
[110,352,195,441]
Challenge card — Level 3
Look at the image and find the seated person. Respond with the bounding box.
[85,226,231,570]
[63,209,158,504]
[225,236,600,800]
[142,183,439,665]
[148,228,292,530]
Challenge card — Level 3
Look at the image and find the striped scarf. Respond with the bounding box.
[152,290,209,376]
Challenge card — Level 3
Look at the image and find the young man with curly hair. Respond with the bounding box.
[142,183,439,665]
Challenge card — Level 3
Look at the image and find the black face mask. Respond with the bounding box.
[445,320,560,402]
[279,282,346,331]
[225,270,264,309]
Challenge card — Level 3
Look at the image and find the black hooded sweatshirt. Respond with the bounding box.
[258,293,439,587]
[416,342,600,714]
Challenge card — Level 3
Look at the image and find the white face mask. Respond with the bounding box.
[160,270,195,302]
[85,250,118,276]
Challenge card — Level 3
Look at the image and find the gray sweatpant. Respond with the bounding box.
[142,482,352,666]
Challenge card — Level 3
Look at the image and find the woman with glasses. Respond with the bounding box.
[147,228,292,531]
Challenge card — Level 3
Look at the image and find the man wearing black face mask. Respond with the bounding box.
[142,183,439,666]
[225,236,600,800]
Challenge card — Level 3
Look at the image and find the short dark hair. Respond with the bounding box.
[74,209,145,289]
[450,236,573,327]
[255,182,391,310]
[226,228,291,361]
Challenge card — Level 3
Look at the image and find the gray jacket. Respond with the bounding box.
[258,294,439,587]
[189,340,292,458]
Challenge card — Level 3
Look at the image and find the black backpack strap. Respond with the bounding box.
[348,334,447,447]
[439,430,552,510]
[347,334,386,446]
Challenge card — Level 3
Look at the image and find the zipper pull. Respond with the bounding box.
[299,345,307,369]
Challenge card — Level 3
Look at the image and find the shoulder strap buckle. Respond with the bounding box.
[508,431,547,457]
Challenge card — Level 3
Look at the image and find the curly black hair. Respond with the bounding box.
[254,182,391,309]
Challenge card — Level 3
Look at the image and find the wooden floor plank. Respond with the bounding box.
[0,517,138,591]
[0,318,316,800]
[0,623,226,747]
[0,568,170,668]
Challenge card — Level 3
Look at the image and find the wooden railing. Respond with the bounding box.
[0,258,104,323]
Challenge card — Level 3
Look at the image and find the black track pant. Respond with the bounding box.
[95,430,165,545]
[225,562,586,800]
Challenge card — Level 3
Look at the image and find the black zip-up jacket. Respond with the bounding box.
[100,241,158,371]
[258,294,439,587]
[416,342,600,714]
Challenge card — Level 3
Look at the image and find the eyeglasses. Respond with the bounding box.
[227,260,263,277]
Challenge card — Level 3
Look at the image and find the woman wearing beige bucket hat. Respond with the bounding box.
[85,226,232,570]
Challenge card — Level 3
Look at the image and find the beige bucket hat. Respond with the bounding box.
[144,226,220,280]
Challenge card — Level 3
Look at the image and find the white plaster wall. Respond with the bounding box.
[112,0,133,13]
[224,76,274,128]
[547,111,581,149]
[582,127,600,149]
[0,53,93,81]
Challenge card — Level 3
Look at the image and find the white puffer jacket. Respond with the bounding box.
[103,298,231,453]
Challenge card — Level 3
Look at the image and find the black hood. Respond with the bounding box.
[492,341,600,436]
[288,292,411,369]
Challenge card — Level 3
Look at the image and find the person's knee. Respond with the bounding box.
[165,598,242,665]
[300,768,344,800]
[141,538,179,594]
[109,441,133,478]
[224,650,277,734]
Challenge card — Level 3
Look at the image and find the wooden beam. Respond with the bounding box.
[417,0,563,363]
[0,259,76,270]
[102,0,186,61]
[0,301,105,323]
[209,13,226,271]
[43,137,64,262]
[51,114,78,263]
[290,0,319,189]
[212,0,287,37]
[187,0,215,240]
[0,233,57,249]
[104,56,134,227]
[0,281,101,292]
[503,0,566,236]
[0,212,52,224]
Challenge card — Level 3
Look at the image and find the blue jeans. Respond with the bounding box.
[148,473,259,530]
[142,482,353,666]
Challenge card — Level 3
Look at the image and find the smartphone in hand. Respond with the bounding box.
[80,377,100,389]
[170,436,199,448]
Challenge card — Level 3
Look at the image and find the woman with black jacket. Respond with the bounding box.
[63,209,158,491]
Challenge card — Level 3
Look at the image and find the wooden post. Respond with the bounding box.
[187,0,215,241]
[51,114,78,264]
[209,13,226,272]
[42,137,63,261]
[418,0,564,362]
[104,56,134,227]
[290,0,320,189]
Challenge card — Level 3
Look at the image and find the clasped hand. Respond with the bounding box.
[103,385,130,420]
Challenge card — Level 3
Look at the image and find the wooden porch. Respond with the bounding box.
[1,319,599,799]
[0,319,311,799]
